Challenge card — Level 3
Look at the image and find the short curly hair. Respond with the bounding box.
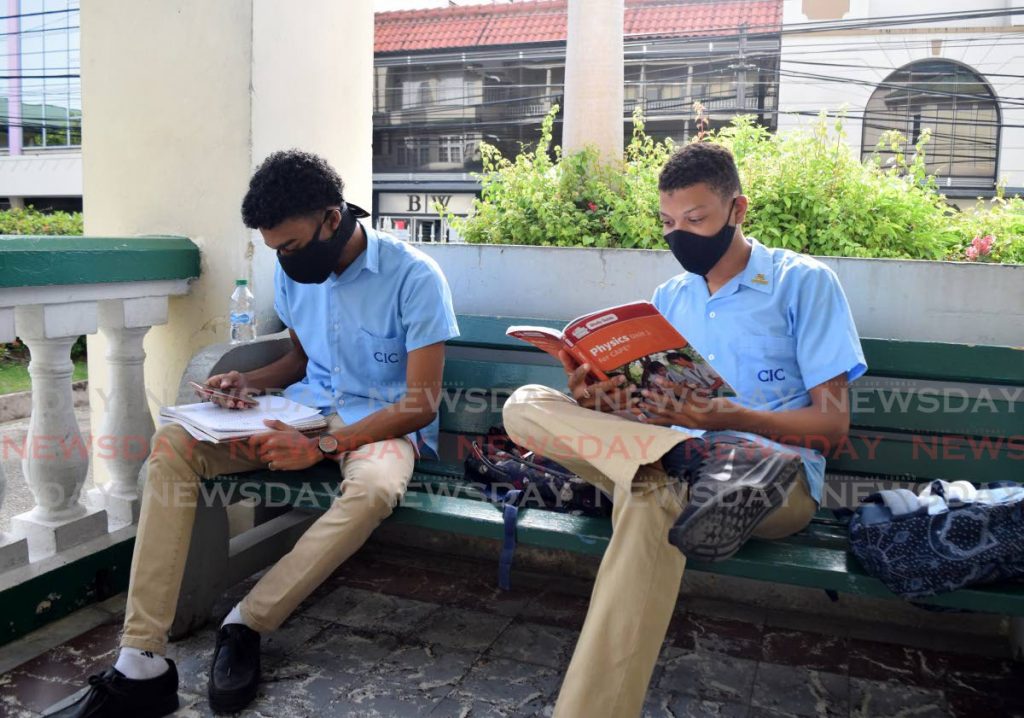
[241,150,345,229]
[658,142,741,200]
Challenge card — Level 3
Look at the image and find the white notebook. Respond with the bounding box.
[159,395,327,443]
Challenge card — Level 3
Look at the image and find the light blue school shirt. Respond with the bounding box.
[274,221,460,459]
[652,237,867,504]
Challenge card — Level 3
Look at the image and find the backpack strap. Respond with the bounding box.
[498,490,523,591]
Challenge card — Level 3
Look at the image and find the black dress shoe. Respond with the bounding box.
[209,624,261,714]
[668,436,803,562]
[45,661,179,718]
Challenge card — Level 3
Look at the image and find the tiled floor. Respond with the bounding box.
[1,545,1022,718]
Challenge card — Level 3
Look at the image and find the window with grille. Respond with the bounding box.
[861,60,999,189]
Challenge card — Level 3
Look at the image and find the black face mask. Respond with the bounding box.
[278,202,370,284]
[664,198,737,276]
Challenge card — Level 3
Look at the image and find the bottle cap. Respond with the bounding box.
[235,279,248,286]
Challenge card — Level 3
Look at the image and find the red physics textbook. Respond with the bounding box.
[506,301,736,397]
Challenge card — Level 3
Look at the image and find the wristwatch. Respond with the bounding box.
[317,433,341,458]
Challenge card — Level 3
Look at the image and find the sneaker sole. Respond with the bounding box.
[668,457,801,562]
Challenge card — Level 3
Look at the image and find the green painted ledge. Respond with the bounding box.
[0,236,201,287]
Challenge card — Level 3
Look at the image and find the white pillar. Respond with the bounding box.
[81,0,374,430]
[563,0,624,161]
[12,303,107,558]
[87,298,168,528]
[0,306,28,570]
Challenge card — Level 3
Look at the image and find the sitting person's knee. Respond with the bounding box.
[148,424,195,462]
[341,468,406,514]
[502,384,558,438]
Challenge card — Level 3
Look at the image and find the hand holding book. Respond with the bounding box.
[507,302,736,418]
[557,349,640,415]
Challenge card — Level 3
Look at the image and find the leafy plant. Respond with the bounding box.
[450,106,1022,264]
[446,106,672,249]
[0,206,83,235]
[1,207,87,373]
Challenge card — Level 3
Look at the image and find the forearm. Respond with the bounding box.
[331,397,436,453]
[725,404,849,449]
[242,350,308,393]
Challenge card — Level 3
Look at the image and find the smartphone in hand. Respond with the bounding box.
[189,381,259,409]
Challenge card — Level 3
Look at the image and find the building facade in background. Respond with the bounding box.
[2,0,1023,223]
[0,0,81,211]
[372,0,781,242]
[778,0,1024,198]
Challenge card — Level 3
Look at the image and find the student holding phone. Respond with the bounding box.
[55,150,459,718]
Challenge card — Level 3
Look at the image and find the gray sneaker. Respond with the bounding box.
[668,437,803,562]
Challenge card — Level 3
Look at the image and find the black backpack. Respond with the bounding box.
[463,427,612,589]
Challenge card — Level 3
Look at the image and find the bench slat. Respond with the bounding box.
[825,432,1022,485]
[850,388,1023,439]
[204,473,1024,615]
[861,339,1024,386]
[452,315,1024,386]
[451,315,564,351]
[443,358,566,394]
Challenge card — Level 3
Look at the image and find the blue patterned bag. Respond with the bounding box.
[848,481,1024,599]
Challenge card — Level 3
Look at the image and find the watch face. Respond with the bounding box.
[318,434,339,454]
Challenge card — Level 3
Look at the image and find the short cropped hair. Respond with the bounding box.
[241,150,345,229]
[658,142,741,199]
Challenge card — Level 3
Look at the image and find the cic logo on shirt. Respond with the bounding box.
[758,367,786,382]
[374,351,400,364]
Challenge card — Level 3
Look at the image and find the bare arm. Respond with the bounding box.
[641,373,851,451]
[205,329,308,408]
[240,329,309,392]
[724,374,851,449]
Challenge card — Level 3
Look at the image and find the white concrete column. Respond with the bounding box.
[12,303,107,558]
[0,306,28,571]
[563,0,624,161]
[81,0,373,434]
[87,298,168,528]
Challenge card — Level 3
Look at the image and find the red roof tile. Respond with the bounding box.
[375,0,781,54]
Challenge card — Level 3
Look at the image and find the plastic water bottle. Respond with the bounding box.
[229,279,256,344]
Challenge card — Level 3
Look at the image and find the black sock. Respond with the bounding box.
[660,437,709,481]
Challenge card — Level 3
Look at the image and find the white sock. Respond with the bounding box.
[114,647,168,680]
[221,602,255,631]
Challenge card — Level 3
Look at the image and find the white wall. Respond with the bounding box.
[81,1,373,483]
[0,153,82,198]
[777,10,1024,187]
[784,0,1012,25]
[415,243,1024,347]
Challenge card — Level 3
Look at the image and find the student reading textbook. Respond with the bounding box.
[502,142,866,718]
[54,150,459,718]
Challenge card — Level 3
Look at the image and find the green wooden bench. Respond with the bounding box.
[174,315,1024,655]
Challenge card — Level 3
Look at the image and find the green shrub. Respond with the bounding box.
[450,107,1021,264]
[0,206,83,235]
[715,116,957,259]
[447,107,670,249]
[0,207,86,374]
[947,191,1024,264]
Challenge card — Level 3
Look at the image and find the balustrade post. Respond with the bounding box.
[0,305,29,570]
[11,303,107,558]
[87,298,168,528]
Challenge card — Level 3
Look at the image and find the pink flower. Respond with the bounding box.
[587,202,597,212]
[965,246,979,261]
[972,234,994,255]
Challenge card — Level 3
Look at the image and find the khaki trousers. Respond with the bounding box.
[502,385,816,718]
[121,415,415,653]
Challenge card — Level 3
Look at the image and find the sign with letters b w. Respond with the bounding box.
[379,192,476,216]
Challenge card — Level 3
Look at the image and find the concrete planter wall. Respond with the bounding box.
[415,243,1024,347]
